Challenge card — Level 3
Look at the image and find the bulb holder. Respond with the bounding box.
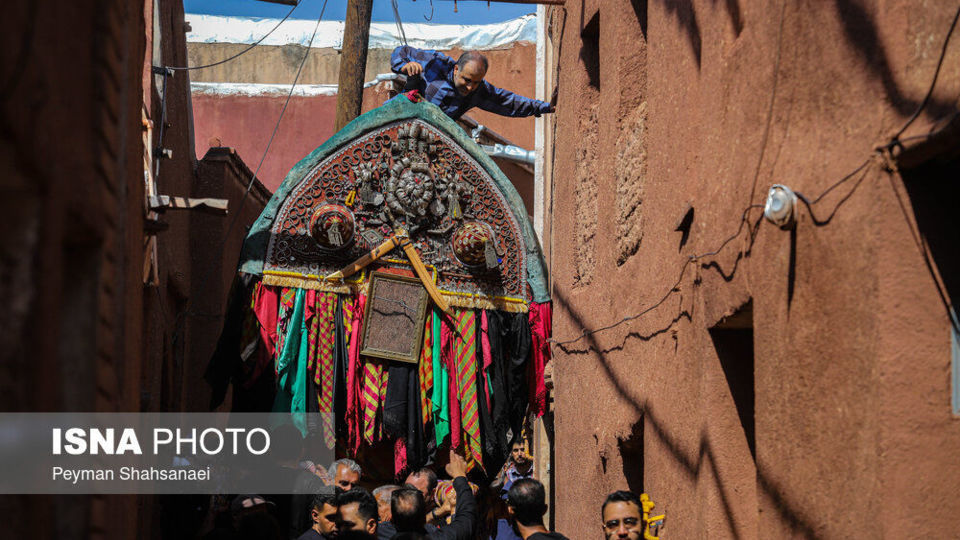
[764,184,798,230]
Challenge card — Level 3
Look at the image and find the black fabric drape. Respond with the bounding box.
[384,362,410,438]
[485,310,531,449]
[406,362,428,471]
[334,296,349,438]
[476,313,504,474]
[384,362,428,474]
[205,273,257,410]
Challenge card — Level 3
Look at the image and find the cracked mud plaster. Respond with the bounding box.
[616,101,647,266]
[573,103,599,287]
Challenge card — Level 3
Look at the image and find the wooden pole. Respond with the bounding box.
[335,0,374,132]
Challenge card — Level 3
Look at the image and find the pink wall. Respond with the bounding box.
[192,92,340,192]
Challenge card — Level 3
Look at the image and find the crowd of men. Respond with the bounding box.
[198,437,651,540]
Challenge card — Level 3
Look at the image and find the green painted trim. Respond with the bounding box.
[238,97,550,302]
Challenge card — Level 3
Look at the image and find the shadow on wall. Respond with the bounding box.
[833,0,958,119]
[580,11,600,90]
[553,286,822,539]
[898,155,960,332]
[709,301,756,461]
[618,417,645,495]
[644,0,956,125]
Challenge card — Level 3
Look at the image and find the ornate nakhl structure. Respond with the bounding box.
[210,95,551,478]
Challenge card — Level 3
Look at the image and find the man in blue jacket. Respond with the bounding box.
[391,46,554,120]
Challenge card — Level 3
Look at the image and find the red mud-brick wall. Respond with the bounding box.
[0,0,148,537]
[548,1,960,538]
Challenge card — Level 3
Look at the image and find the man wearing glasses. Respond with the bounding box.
[601,491,644,540]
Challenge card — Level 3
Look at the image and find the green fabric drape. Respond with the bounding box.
[431,310,450,446]
[273,288,310,435]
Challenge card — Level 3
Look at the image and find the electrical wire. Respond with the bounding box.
[550,203,765,347]
[165,1,300,71]
[802,157,872,206]
[392,0,409,46]
[219,0,329,259]
[424,0,435,22]
[890,3,960,140]
[886,110,960,146]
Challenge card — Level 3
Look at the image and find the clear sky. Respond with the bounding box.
[183,0,535,25]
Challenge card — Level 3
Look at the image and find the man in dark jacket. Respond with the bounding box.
[297,490,339,540]
[387,450,477,539]
[391,46,554,121]
[506,479,568,540]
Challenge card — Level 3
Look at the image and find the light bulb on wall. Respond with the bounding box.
[764,184,798,230]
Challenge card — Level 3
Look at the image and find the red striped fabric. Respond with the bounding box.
[315,292,337,448]
[454,309,483,471]
[418,311,434,427]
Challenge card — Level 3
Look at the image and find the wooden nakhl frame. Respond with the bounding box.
[360,271,429,364]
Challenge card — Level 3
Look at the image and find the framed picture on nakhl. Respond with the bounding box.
[360,271,429,363]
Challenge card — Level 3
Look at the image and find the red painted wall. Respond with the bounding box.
[192,92,340,192]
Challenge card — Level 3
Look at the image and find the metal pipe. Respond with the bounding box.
[481,143,536,165]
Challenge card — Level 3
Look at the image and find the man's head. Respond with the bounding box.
[336,488,379,535]
[510,438,531,468]
[372,484,401,522]
[404,468,438,508]
[329,458,362,491]
[310,492,339,536]
[506,478,547,527]
[390,487,427,533]
[601,490,643,540]
[453,51,488,97]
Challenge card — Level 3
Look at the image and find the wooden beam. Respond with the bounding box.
[149,195,229,215]
[335,0,374,131]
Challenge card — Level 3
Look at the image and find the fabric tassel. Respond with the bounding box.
[480,311,493,412]
[394,437,408,478]
[528,302,552,418]
[441,316,461,452]
[346,294,367,453]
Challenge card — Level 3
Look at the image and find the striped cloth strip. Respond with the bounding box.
[419,310,434,427]
[315,292,337,449]
[454,309,483,472]
[361,358,384,443]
